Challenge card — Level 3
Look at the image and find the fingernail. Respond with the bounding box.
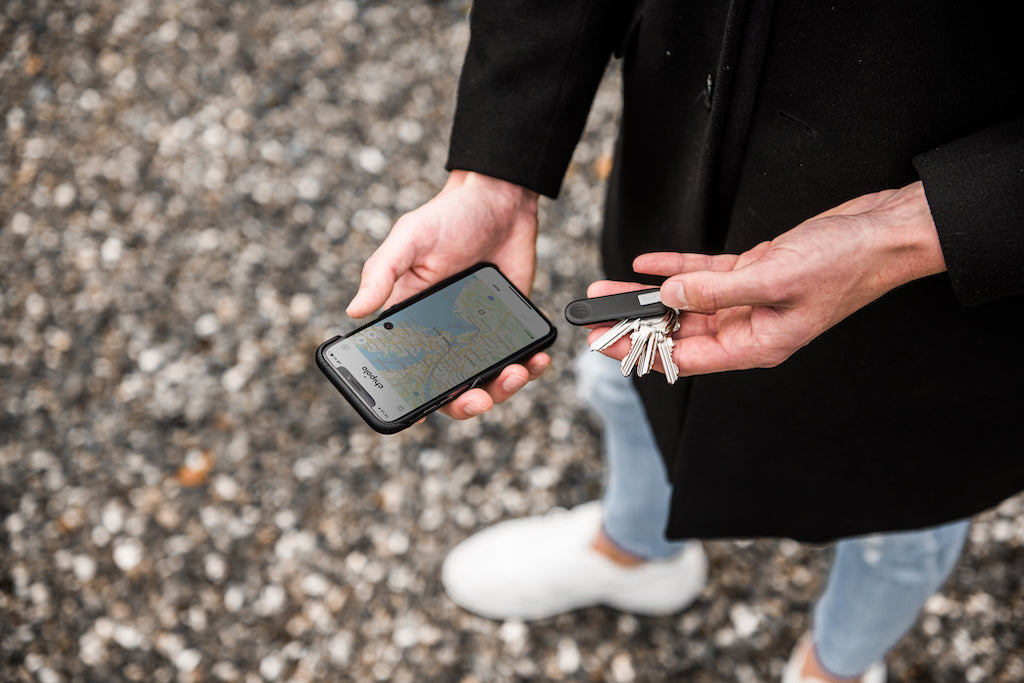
[345,296,364,318]
[674,283,692,310]
[465,402,487,416]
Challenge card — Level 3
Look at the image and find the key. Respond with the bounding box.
[637,320,659,376]
[587,308,681,384]
[658,334,678,385]
[622,310,680,383]
[655,309,681,384]
[620,324,653,377]
[590,316,641,352]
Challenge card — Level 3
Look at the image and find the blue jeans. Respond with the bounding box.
[575,351,969,677]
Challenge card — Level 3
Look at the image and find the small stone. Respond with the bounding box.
[557,638,580,674]
[194,313,221,338]
[112,539,144,572]
[174,648,201,673]
[176,450,214,487]
[357,146,386,174]
[101,236,123,263]
[610,653,636,683]
[259,653,285,681]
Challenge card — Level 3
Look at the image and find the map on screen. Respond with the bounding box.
[349,275,538,410]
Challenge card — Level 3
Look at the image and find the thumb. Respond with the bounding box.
[346,238,418,318]
[661,268,778,313]
[346,265,395,318]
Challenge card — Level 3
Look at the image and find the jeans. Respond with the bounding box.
[575,350,969,676]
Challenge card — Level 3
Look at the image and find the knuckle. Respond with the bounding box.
[691,281,718,311]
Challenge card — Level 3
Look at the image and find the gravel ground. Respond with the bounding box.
[2,1,1023,681]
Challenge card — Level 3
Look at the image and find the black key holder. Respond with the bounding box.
[564,288,669,326]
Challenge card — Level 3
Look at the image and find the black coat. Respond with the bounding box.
[447,0,1024,542]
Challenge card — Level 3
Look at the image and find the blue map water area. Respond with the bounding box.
[355,278,485,369]
[394,279,480,340]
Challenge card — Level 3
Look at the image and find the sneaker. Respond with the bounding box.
[440,501,708,621]
[781,634,886,683]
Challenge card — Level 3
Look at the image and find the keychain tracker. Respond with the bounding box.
[564,288,670,326]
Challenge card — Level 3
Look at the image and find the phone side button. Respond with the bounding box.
[438,387,466,407]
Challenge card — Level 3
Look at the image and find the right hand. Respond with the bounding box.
[346,170,550,419]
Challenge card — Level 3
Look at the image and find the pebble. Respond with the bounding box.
[112,539,144,572]
[1,1,1019,682]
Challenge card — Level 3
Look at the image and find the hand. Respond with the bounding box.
[587,182,946,376]
[346,170,551,419]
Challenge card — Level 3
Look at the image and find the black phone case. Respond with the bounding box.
[564,288,669,326]
[316,263,557,434]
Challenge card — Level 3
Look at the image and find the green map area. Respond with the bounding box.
[352,277,537,409]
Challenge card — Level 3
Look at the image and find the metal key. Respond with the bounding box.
[590,309,680,384]
[657,333,678,385]
[620,323,654,376]
[589,316,641,352]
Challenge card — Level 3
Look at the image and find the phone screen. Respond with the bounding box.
[321,266,553,425]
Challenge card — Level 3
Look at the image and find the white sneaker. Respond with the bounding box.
[781,634,886,683]
[440,501,708,621]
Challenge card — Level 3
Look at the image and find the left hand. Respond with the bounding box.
[587,182,946,376]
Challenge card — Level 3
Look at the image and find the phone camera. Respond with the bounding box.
[383,322,394,330]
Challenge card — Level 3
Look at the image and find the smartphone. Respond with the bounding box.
[316,263,557,434]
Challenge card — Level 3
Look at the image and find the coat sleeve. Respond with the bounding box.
[445,0,632,198]
[913,118,1024,306]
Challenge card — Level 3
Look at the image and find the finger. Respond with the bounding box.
[345,225,421,318]
[633,252,740,277]
[438,352,550,419]
[661,267,781,314]
[731,241,772,270]
[479,364,531,405]
[523,352,552,380]
[441,387,494,419]
[585,279,651,299]
[346,256,407,319]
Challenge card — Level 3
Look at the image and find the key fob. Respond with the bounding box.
[564,289,670,326]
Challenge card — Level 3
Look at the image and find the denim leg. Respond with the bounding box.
[813,519,970,677]
[574,350,688,560]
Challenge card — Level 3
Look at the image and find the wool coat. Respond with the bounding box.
[446,0,1024,542]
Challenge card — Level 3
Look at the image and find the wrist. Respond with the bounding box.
[871,181,947,290]
[447,170,539,213]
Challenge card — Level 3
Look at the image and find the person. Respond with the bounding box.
[346,1,1024,680]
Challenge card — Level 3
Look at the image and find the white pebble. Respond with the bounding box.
[113,624,143,650]
[53,183,77,207]
[327,631,353,666]
[301,572,330,597]
[101,236,123,263]
[112,538,144,572]
[194,313,221,338]
[254,583,286,616]
[101,501,125,534]
[557,638,581,674]
[11,212,32,234]
[137,348,163,373]
[295,176,321,201]
[72,554,97,583]
[79,632,107,666]
[223,585,245,612]
[611,653,636,683]
[730,603,761,638]
[174,648,201,673]
[204,553,228,582]
[259,653,284,681]
[357,146,386,174]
